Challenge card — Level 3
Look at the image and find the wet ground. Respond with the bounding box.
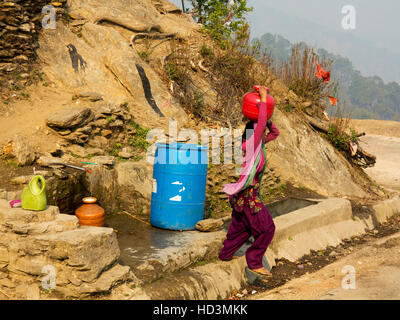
[104,212,220,271]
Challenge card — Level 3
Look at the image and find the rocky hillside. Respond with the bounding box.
[0,0,387,219]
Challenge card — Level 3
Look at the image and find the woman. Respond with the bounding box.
[219,86,279,278]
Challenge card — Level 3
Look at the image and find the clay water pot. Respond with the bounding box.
[75,197,105,227]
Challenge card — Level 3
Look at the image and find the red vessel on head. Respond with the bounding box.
[242,86,275,121]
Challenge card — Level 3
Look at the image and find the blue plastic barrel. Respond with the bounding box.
[150,142,208,231]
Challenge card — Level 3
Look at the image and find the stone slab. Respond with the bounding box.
[0,200,59,224]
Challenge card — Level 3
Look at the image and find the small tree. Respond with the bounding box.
[189,0,253,47]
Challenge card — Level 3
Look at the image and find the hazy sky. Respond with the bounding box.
[247,0,400,54]
[170,1,400,82]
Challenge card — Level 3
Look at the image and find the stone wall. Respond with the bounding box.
[0,0,66,88]
[0,199,135,299]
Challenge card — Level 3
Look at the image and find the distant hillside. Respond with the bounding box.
[255,33,400,121]
[246,3,400,84]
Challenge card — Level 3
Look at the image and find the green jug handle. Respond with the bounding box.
[28,175,46,196]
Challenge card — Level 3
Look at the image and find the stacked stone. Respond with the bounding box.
[0,0,66,84]
[45,95,133,147]
[0,199,135,298]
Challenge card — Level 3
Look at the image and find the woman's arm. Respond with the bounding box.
[252,101,267,148]
[242,86,268,152]
[264,121,280,143]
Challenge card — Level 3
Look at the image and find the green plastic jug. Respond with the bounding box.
[21,175,47,211]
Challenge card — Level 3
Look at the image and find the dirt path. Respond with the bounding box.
[349,119,400,138]
[349,118,400,192]
[358,134,400,192]
[0,83,76,154]
[249,231,400,300]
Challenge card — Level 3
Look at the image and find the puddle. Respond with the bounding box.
[266,197,318,218]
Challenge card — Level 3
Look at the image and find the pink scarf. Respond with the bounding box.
[223,121,264,195]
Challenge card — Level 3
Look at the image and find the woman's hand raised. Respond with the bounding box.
[258,86,268,103]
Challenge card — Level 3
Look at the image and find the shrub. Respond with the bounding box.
[129,121,150,151]
[190,0,253,48]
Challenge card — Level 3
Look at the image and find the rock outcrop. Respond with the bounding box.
[7,134,36,166]
[46,106,94,131]
[36,0,192,130]
[45,99,133,146]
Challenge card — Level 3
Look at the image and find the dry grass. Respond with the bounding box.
[277,44,336,105]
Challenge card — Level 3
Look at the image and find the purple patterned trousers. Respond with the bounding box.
[219,205,275,269]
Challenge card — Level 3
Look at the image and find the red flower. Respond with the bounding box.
[314,59,331,83]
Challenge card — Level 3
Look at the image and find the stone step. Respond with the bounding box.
[2,214,79,235]
[33,227,120,282]
[0,200,59,224]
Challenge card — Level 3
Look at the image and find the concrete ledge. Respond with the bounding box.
[0,200,59,224]
[372,196,400,224]
[271,219,369,262]
[128,196,400,300]
[132,257,248,300]
[134,230,226,284]
[272,198,352,244]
